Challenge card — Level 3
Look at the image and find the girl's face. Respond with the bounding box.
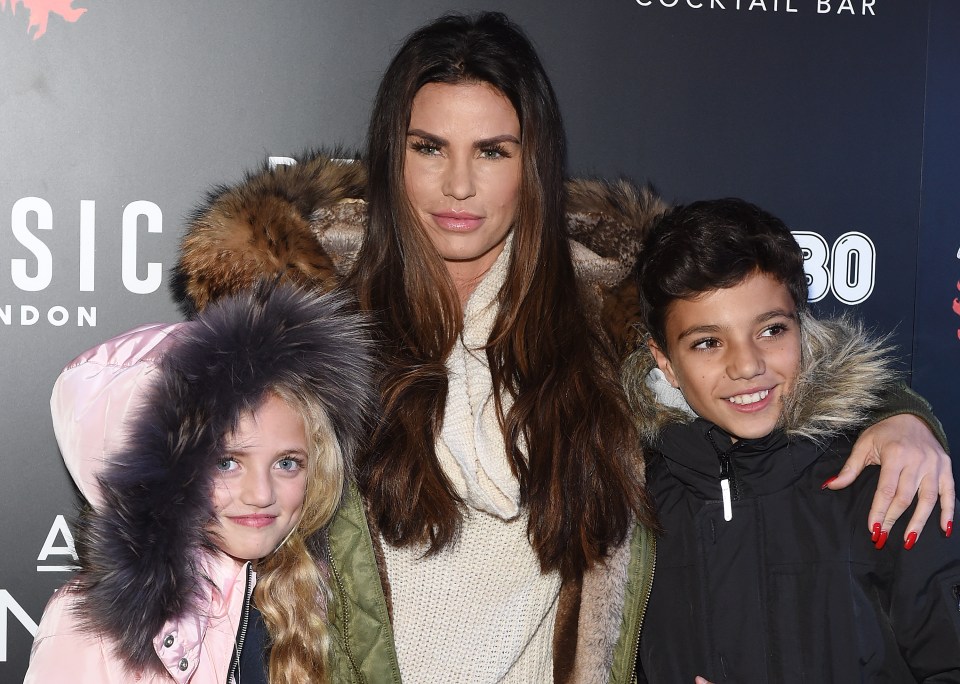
[210,394,309,561]
[403,81,522,295]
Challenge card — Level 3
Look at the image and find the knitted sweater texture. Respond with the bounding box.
[382,239,561,682]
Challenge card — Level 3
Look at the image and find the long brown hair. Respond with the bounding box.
[345,12,651,580]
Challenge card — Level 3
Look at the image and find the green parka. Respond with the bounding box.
[324,484,656,684]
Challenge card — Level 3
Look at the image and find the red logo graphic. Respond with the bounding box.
[1,0,86,40]
[954,281,960,342]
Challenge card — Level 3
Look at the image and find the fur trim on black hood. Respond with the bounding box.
[623,312,900,446]
[67,283,375,674]
[170,149,667,355]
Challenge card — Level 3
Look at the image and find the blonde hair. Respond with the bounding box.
[252,387,348,684]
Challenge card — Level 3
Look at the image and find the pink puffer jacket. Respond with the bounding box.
[23,322,256,684]
[25,553,253,684]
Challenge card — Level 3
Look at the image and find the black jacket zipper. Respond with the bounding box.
[228,563,254,684]
[707,428,743,522]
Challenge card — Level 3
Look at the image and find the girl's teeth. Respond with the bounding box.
[728,389,769,406]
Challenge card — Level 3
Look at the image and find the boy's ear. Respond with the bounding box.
[648,338,680,389]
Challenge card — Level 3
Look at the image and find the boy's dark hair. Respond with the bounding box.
[636,198,808,351]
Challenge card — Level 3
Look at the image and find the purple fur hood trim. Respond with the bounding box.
[52,283,375,673]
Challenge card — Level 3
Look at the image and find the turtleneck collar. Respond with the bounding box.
[437,235,522,519]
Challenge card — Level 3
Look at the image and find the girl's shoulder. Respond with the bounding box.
[25,582,123,684]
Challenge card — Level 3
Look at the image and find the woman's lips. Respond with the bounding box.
[227,514,277,528]
[432,211,484,232]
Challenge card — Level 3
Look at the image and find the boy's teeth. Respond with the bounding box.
[728,389,769,406]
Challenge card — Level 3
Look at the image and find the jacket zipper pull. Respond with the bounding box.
[719,454,733,522]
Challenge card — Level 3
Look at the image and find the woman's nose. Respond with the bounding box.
[442,156,476,200]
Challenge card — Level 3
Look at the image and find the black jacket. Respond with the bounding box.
[638,420,960,682]
[623,314,960,683]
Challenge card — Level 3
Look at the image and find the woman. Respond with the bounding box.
[172,13,951,683]
[24,285,374,683]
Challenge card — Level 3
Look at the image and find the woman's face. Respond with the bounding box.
[403,81,522,295]
[210,394,309,561]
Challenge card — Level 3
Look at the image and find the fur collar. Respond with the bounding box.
[623,312,899,447]
[171,150,667,354]
[69,285,375,674]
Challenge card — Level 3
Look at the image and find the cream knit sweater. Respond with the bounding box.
[381,239,562,683]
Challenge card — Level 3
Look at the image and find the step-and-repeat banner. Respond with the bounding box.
[1,1,956,677]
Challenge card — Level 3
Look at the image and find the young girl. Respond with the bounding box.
[626,198,960,682]
[24,284,374,684]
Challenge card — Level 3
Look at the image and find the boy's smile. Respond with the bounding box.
[649,271,802,441]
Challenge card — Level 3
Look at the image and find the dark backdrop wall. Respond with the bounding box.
[2,1,956,677]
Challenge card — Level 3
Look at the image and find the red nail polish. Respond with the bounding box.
[947,521,953,538]
[820,476,838,490]
[871,522,881,543]
[904,531,918,550]
[875,530,888,550]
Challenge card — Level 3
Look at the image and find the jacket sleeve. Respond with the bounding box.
[888,500,960,681]
[326,484,403,684]
[609,524,657,684]
[23,586,120,684]
[869,382,950,452]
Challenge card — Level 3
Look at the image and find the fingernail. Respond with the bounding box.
[871,522,881,543]
[820,476,838,490]
[947,521,953,538]
[875,530,888,550]
[904,531,918,550]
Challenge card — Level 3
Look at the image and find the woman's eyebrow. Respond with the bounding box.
[406,129,446,146]
[406,130,520,148]
[474,134,520,147]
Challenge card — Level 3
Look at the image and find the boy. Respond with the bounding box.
[626,198,960,682]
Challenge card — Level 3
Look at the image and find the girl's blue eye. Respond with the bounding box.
[276,457,303,472]
[216,458,237,472]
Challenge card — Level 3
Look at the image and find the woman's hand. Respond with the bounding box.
[695,677,715,684]
[824,414,954,546]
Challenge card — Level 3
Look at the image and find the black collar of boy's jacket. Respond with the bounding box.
[653,418,827,500]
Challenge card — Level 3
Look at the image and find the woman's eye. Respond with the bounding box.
[691,338,719,350]
[215,458,238,472]
[410,140,440,156]
[480,145,507,159]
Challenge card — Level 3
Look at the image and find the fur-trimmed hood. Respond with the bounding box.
[52,284,375,675]
[622,312,899,447]
[170,150,667,354]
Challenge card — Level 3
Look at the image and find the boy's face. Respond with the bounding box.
[649,271,802,441]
